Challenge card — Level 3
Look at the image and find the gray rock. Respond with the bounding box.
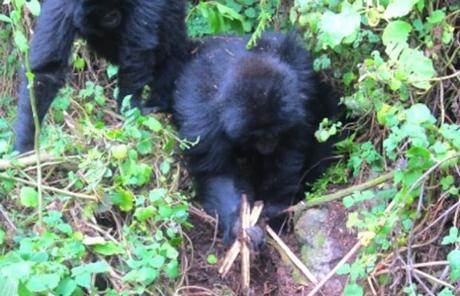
[294,208,345,291]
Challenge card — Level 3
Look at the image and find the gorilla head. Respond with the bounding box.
[219,55,308,155]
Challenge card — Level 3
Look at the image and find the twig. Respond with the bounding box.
[266,225,318,285]
[367,276,377,296]
[412,269,435,296]
[413,269,455,290]
[413,202,460,241]
[189,204,216,224]
[427,69,460,81]
[17,18,44,228]
[219,201,263,276]
[240,195,251,294]
[286,171,395,213]
[0,173,98,200]
[0,204,17,231]
[0,153,66,170]
[175,285,219,296]
[307,242,362,296]
[373,261,449,276]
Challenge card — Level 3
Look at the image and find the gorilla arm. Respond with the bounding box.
[257,130,308,221]
[14,0,77,153]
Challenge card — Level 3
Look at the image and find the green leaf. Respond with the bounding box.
[26,274,60,292]
[111,144,128,160]
[111,188,134,211]
[343,196,354,208]
[319,4,361,48]
[93,242,125,256]
[0,276,19,296]
[25,0,41,16]
[405,104,436,125]
[143,117,163,132]
[384,0,417,19]
[72,261,110,288]
[150,255,165,268]
[336,263,351,275]
[244,7,256,18]
[106,64,118,79]
[447,250,460,280]
[441,227,460,245]
[134,206,156,222]
[440,176,454,190]
[57,223,73,235]
[344,283,364,296]
[149,188,167,202]
[207,254,218,265]
[399,48,436,90]
[14,31,29,53]
[74,261,110,274]
[165,260,179,278]
[123,268,159,285]
[73,273,90,289]
[0,14,12,23]
[165,246,179,259]
[438,288,455,296]
[427,10,445,24]
[55,278,77,296]
[382,21,412,60]
[0,261,32,281]
[20,187,38,208]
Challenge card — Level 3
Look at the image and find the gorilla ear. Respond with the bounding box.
[278,31,309,65]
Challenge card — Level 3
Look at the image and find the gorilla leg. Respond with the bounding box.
[116,0,159,111]
[15,67,68,152]
[14,0,76,153]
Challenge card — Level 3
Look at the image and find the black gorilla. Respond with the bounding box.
[14,0,188,153]
[174,33,339,245]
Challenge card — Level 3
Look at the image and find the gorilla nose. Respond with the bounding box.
[255,139,278,155]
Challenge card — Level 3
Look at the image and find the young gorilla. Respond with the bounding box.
[174,33,339,245]
[15,0,188,153]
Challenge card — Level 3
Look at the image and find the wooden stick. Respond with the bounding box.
[266,225,319,285]
[307,242,362,296]
[413,269,455,290]
[0,173,98,200]
[286,171,395,213]
[219,201,263,276]
[240,195,251,293]
[0,153,63,170]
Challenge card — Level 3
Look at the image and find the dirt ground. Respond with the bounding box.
[182,201,357,296]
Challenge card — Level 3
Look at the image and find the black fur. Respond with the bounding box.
[14,0,188,153]
[173,33,339,245]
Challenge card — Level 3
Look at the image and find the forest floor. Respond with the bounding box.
[182,201,357,296]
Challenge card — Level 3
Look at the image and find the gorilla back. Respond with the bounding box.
[14,0,187,153]
[174,33,339,245]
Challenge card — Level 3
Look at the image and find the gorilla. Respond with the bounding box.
[174,33,339,245]
[14,0,188,153]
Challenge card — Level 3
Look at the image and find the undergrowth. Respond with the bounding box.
[0,0,459,295]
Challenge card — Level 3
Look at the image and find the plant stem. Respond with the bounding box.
[286,171,395,213]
